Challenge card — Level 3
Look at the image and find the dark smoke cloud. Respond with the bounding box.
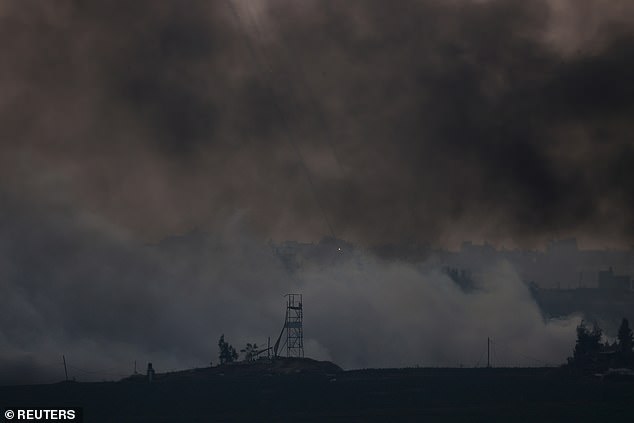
[0,196,579,384]
[1,0,633,247]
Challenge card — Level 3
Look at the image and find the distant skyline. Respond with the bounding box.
[269,235,634,252]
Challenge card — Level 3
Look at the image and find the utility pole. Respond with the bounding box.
[487,338,491,368]
[63,355,68,381]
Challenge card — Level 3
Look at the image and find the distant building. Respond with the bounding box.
[460,241,496,255]
[546,238,579,255]
[598,267,632,292]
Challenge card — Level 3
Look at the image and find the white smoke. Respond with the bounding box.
[0,211,580,385]
[299,254,580,368]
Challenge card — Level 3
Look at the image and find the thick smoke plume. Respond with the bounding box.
[0,204,578,384]
[0,0,633,247]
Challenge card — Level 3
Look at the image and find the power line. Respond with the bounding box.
[67,364,129,379]
[490,339,556,367]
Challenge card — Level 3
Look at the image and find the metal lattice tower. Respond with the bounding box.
[284,294,304,357]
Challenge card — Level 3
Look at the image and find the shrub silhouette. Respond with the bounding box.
[569,320,602,367]
[218,334,238,365]
[617,318,633,353]
[241,343,259,362]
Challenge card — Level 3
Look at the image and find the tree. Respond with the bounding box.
[572,320,602,363]
[241,343,259,362]
[617,318,633,355]
[218,335,238,365]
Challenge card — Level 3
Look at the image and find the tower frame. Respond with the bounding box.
[284,293,304,357]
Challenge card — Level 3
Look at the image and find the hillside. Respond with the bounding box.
[1,366,633,422]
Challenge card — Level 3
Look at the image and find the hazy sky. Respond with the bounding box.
[0,0,633,384]
[1,0,633,248]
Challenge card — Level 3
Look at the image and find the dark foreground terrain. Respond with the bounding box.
[1,359,633,422]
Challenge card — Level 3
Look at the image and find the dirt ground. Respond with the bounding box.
[1,364,633,422]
